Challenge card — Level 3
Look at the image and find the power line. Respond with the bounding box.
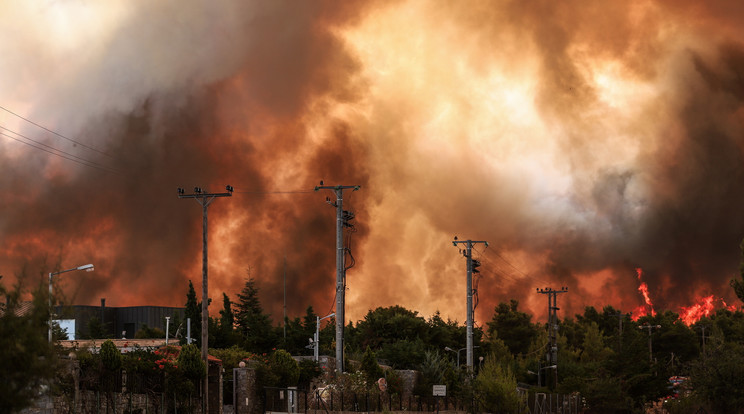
[0,129,120,175]
[0,104,115,158]
[474,246,553,287]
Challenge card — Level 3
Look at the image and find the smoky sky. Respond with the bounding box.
[1,0,743,326]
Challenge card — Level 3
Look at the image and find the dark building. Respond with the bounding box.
[55,299,185,339]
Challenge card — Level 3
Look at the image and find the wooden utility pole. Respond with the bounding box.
[178,185,233,413]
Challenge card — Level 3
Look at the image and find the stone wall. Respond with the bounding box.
[395,369,419,400]
[233,366,259,414]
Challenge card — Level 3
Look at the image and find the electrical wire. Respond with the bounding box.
[472,245,553,287]
[0,104,115,159]
[234,190,315,194]
[0,129,120,175]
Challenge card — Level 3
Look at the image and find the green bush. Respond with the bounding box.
[100,339,122,371]
[270,349,300,387]
[474,355,521,414]
[361,346,384,386]
[298,359,322,389]
[178,344,206,383]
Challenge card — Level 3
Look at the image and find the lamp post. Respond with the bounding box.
[445,346,479,368]
[49,264,94,343]
[313,312,335,362]
[528,364,557,388]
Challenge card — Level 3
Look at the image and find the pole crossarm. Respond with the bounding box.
[451,238,488,371]
[314,185,361,192]
[638,323,662,363]
[315,182,360,373]
[177,185,232,414]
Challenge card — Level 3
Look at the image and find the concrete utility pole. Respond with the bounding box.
[178,185,233,412]
[639,323,662,363]
[537,287,568,388]
[283,255,287,341]
[452,238,488,371]
[315,182,360,373]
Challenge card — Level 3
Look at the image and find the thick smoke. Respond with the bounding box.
[1,0,743,326]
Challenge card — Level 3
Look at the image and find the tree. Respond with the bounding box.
[474,355,521,414]
[270,350,300,387]
[360,346,384,386]
[0,279,60,412]
[731,238,744,304]
[184,280,201,346]
[355,306,429,350]
[100,339,122,371]
[486,300,540,356]
[235,277,275,353]
[85,316,109,339]
[178,344,207,385]
[377,338,427,369]
[213,292,240,348]
[690,342,744,412]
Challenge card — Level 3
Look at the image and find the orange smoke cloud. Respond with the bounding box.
[1,0,744,326]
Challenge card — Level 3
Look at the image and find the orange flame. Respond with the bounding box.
[679,296,739,325]
[632,268,656,321]
[721,299,737,312]
[679,295,715,325]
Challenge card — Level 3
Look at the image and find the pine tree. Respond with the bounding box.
[235,277,275,353]
[220,292,235,329]
[302,305,318,340]
[213,292,239,348]
[184,280,201,346]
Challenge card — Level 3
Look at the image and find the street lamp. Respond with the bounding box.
[527,364,556,388]
[49,264,94,343]
[445,346,479,368]
[308,312,335,362]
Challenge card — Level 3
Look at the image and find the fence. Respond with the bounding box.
[528,392,582,414]
[58,366,203,414]
[264,387,583,414]
[264,388,476,413]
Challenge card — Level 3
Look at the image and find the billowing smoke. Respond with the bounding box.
[1,0,743,326]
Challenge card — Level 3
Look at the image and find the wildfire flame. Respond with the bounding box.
[679,295,715,325]
[679,295,739,325]
[632,268,739,325]
[632,268,656,321]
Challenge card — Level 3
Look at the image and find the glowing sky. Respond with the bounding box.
[1,0,743,326]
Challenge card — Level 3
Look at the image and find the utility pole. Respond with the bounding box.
[639,324,662,363]
[315,182,360,373]
[178,185,233,413]
[283,255,287,341]
[612,311,631,353]
[452,238,488,371]
[537,287,568,389]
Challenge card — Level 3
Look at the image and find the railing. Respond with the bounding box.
[264,388,476,413]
